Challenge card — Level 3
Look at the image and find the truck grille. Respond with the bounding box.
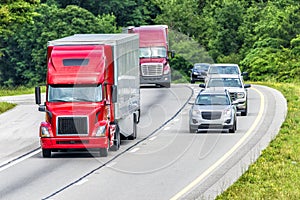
[202,112,222,120]
[141,63,163,76]
[57,116,88,135]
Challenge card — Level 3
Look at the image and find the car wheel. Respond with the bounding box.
[191,80,195,84]
[189,126,197,133]
[229,119,237,133]
[241,109,247,116]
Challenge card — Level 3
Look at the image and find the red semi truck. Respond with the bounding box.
[124,25,174,88]
[35,34,140,158]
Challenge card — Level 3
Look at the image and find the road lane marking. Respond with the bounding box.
[164,127,171,131]
[0,149,41,172]
[170,87,265,200]
[75,179,88,186]
[149,136,157,141]
[129,147,140,153]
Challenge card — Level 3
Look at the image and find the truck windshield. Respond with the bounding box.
[48,85,102,102]
[139,47,167,58]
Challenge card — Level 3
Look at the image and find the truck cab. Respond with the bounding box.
[125,25,174,88]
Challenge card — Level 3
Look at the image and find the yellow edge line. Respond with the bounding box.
[170,87,265,200]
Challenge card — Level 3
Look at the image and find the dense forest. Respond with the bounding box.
[0,0,299,87]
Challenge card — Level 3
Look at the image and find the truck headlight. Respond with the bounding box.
[96,125,106,137]
[237,92,245,99]
[40,126,50,137]
[163,65,170,75]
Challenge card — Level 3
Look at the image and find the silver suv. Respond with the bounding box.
[200,74,251,116]
[189,89,237,133]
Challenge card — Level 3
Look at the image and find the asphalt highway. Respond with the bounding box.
[0,84,287,200]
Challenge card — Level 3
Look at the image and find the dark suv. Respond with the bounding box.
[190,63,210,83]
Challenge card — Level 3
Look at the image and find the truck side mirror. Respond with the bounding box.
[111,85,117,103]
[35,86,41,105]
[169,50,175,58]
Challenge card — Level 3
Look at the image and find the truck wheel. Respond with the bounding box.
[164,82,171,88]
[42,149,51,158]
[99,148,108,157]
[110,125,120,151]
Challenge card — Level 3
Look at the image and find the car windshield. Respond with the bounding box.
[194,64,209,71]
[208,66,239,74]
[196,94,230,105]
[139,47,167,58]
[48,84,103,102]
[207,78,242,88]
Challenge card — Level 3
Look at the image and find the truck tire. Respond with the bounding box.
[163,82,171,88]
[99,148,108,157]
[110,125,120,151]
[42,149,51,158]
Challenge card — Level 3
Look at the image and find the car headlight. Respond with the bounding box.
[193,72,199,75]
[96,125,106,137]
[40,126,50,137]
[237,92,245,99]
[223,108,232,117]
[192,109,201,116]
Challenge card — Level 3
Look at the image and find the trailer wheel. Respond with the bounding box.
[42,149,51,158]
[99,148,108,157]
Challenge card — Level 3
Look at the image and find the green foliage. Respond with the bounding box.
[0,3,118,87]
[169,29,214,79]
[217,82,300,199]
[1,0,300,87]
[41,0,160,26]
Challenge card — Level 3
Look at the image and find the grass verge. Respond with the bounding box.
[217,82,300,199]
[0,86,45,114]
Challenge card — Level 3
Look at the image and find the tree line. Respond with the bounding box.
[0,0,299,87]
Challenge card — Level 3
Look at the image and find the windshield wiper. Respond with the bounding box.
[49,99,68,102]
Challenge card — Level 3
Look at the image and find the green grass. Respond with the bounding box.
[217,82,300,200]
[0,86,45,114]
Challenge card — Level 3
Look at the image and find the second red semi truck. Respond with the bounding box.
[35,34,140,157]
[124,25,174,88]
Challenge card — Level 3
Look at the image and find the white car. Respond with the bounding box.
[189,89,237,133]
[206,63,248,81]
[200,74,251,116]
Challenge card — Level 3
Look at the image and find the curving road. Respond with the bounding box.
[0,84,286,200]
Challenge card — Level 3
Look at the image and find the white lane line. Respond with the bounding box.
[164,126,171,131]
[75,179,88,186]
[173,118,180,122]
[170,87,265,200]
[0,149,41,172]
[149,136,157,141]
[130,147,140,153]
[106,161,117,168]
